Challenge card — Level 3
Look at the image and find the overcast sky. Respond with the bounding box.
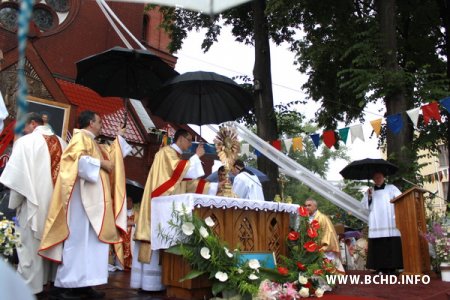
[174,26,384,180]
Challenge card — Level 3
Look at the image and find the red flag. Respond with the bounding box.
[322,130,336,149]
[421,102,441,125]
[271,140,282,150]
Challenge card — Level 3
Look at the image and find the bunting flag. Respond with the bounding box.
[322,130,336,149]
[440,97,450,113]
[350,124,365,143]
[241,143,250,156]
[284,138,293,152]
[292,137,303,152]
[370,119,382,137]
[161,134,168,146]
[386,113,403,134]
[406,107,420,128]
[271,140,282,151]
[254,149,262,157]
[422,102,441,125]
[338,127,349,144]
[310,133,320,149]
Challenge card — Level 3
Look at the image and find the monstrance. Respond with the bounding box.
[214,125,240,197]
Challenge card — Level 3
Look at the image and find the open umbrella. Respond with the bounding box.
[148,71,253,126]
[126,179,144,203]
[76,46,179,125]
[339,158,398,181]
[206,166,269,183]
[76,46,178,99]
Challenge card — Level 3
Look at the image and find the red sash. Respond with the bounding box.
[43,135,63,186]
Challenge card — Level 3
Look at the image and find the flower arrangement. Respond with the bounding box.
[262,206,337,299]
[424,214,449,270]
[160,204,337,299]
[0,213,20,259]
[159,204,262,296]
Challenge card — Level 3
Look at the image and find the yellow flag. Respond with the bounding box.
[292,137,303,152]
[370,119,382,137]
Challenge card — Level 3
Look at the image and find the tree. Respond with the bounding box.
[154,2,302,201]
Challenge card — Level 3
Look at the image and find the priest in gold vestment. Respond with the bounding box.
[305,198,345,273]
[131,128,220,291]
[39,111,131,299]
[0,113,66,295]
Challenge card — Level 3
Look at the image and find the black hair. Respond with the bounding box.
[174,128,190,143]
[78,110,97,129]
[26,112,44,125]
[233,159,254,175]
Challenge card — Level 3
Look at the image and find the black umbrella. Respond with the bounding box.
[76,47,178,126]
[339,158,398,181]
[126,179,144,203]
[148,71,254,126]
[76,46,178,99]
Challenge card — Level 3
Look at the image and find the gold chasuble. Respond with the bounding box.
[135,146,211,263]
[39,129,127,262]
[313,210,340,254]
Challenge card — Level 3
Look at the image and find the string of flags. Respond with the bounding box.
[240,96,450,155]
[424,168,448,183]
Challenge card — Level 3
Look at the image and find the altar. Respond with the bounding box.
[151,194,299,299]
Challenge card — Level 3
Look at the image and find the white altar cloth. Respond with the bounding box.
[151,193,299,250]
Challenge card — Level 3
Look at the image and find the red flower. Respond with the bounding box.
[288,231,300,241]
[307,228,318,238]
[304,241,318,252]
[277,266,289,275]
[298,206,309,217]
[310,220,320,230]
[314,269,324,275]
[304,281,312,288]
[296,262,306,270]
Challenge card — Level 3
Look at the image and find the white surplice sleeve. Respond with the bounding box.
[184,154,205,179]
[232,174,250,199]
[118,135,132,157]
[78,156,101,183]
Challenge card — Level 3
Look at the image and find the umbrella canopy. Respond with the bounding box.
[126,179,144,203]
[206,166,269,183]
[339,158,398,180]
[148,71,254,125]
[76,46,178,99]
[108,0,251,14]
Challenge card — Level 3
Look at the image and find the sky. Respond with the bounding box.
[173,26,384,181]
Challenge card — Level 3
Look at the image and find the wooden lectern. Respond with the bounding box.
[159,199,293,299]
[391,187,430,275]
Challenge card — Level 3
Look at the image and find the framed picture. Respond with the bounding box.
[238,251,277,269]
[26,96,71,140]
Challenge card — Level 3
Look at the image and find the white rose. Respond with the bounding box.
[298,275,308,285]
[299,287,309,298]
[248,273,259,280]
[200,247,211,259]
[199,226,209,238]
[215,271,228,282]
[205,217,215,227]
[315,288,324,298]
[248,259,261,270]
[181,222,195,236]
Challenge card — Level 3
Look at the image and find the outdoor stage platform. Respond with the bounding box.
[77,270,450,300]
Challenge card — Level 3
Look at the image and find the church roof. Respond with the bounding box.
[56,79,145,144]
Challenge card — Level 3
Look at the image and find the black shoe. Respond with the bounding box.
[77,287,105,299]
[53,290,82,300]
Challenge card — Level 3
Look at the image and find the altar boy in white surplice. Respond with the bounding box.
[231,159,265,201]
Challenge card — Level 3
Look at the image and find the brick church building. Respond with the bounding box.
[0,1,214,186]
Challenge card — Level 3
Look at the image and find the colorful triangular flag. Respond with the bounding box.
[421,102,441,125]
[322,130,336,149]
[310,133,320,149]
[370,119,382,137]
[284,138,293,152]
[406,107,420,128]
[350,124,365,143]
[338,127,349,144]
[271,140,282,151]
[386,113,403,134]
[292,137,303,152]
[439,97,450,113]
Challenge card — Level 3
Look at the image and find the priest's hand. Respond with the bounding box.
[196,143,205,158]
[101,159,114,173]
[117,124,126,136]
